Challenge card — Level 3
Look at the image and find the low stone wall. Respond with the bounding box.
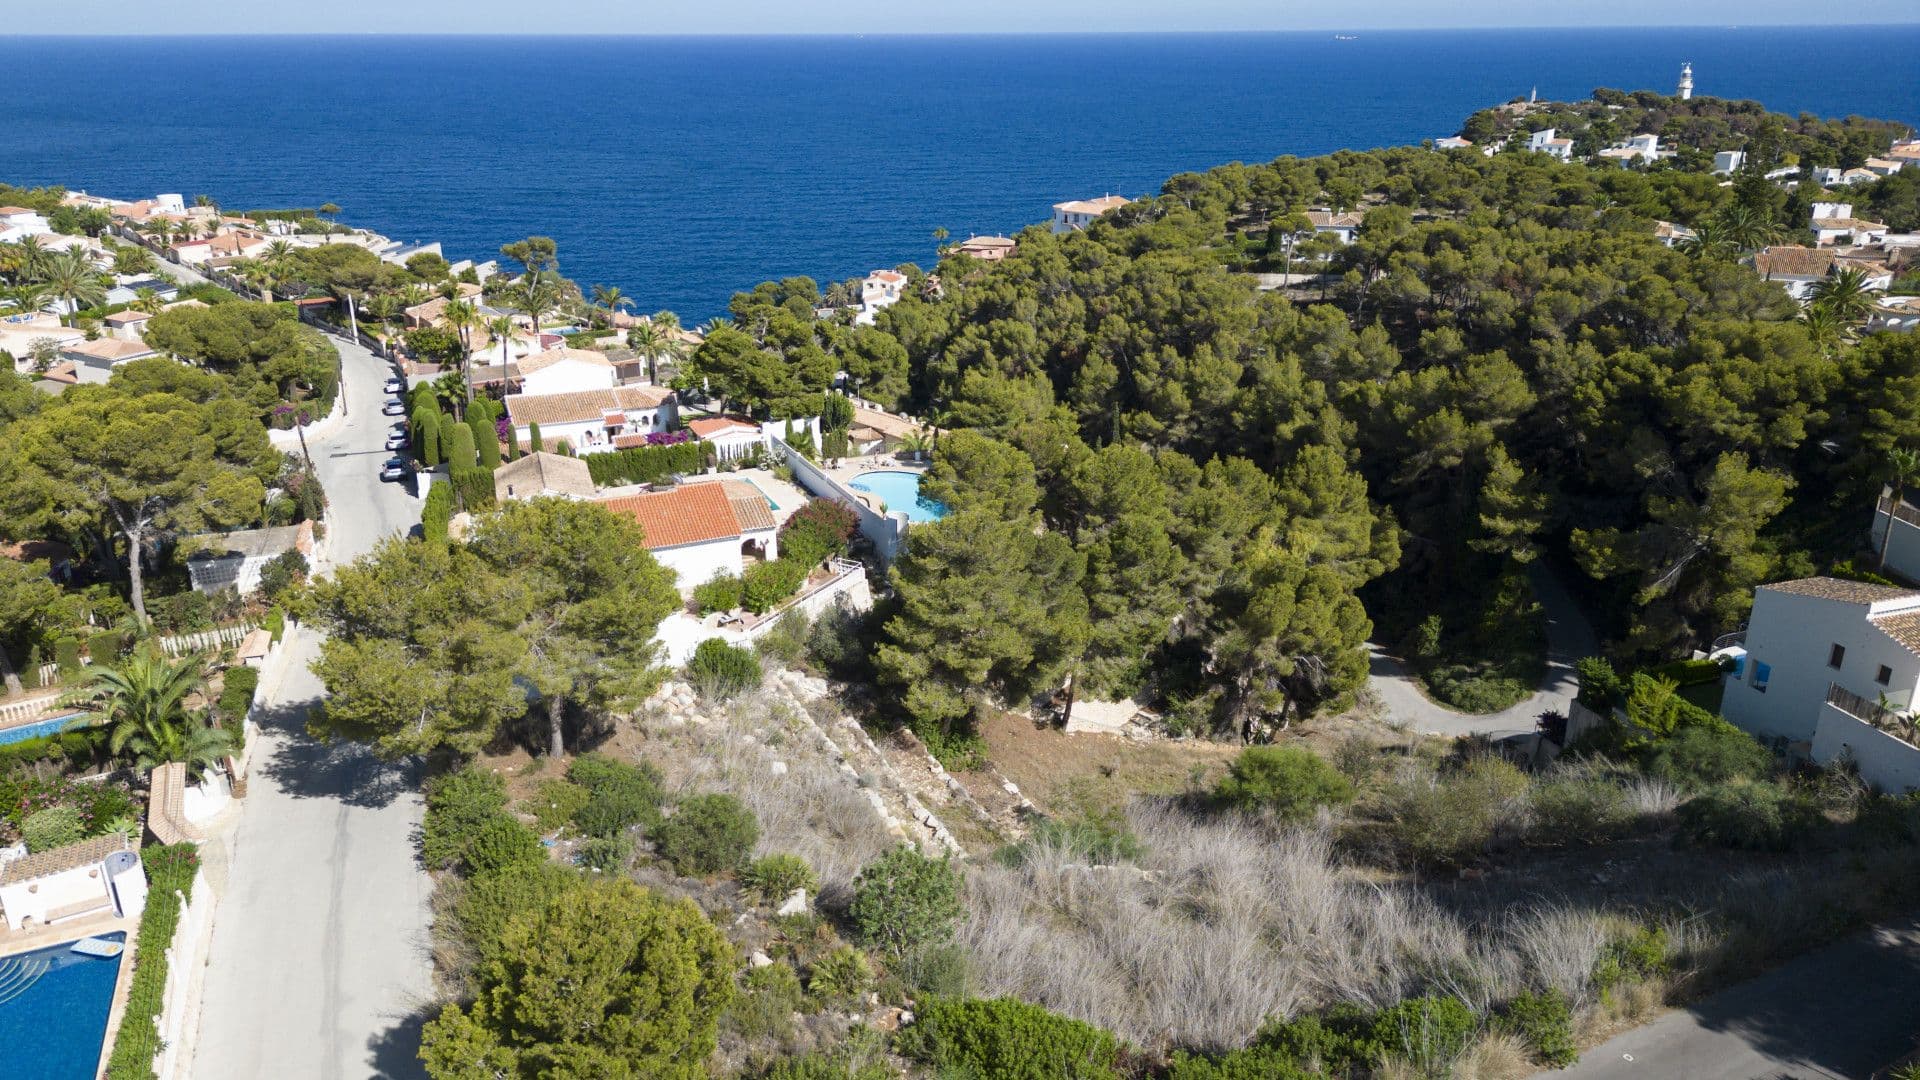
[656,560,872,666]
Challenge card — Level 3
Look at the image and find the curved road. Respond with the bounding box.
[194,335,433,1079]
[1367,562,1597,738]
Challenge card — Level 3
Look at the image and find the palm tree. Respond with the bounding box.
[68,649,228,774]
[444,298,479,404]
[6,282,50,316]
[592,284,631,329]
[363,293,403,342]
[13,235,48,280]
[1808,268,1876,326]
[1676,220,1735,261]
[130,287,162,315]
[1800,302,1844,356]
[1714,203,1780,253]
[513,270,562,346]
[487,313,517,371]
[264,239,295,266]
[698,316,732,337]
[1880,447,1920,572]
[36,248,107,325]
[626,320,665,385]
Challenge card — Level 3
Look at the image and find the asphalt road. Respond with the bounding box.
[1547,916,1920,1080]
[193,334,434,1079]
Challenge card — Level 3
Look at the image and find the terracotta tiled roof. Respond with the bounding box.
[866,270,906,284]
[721,483,777,531]
[104,310,154,325]
[494,451,595,501]
[0,833,126,885]
[599,484,745,549]
[1307,210,1366,229]
[1813,218,1888,232]
[63,338,154,363]
[518,347,613,374]
[505,386,673,427]
[1753,246,1836,279]
[1053,195,1131,216]
[1873,611,1920,656]
[0,205,37,216]
[1760,577,1920,604]
[687,417,760,439]
[955,235,1016,251]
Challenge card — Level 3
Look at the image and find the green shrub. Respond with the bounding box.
[1165,1049,1315,1080]
[1647,658,1726,686]
[1252,1004,1380,1071]
[850,846,964,960]
[444,417,477,468]
[525,778,588,833]
[577,834,635,872]
[806,946,874,1000]
[470,412,501,468]
[421,767,510,869]
[422,483,453,547]
[450,861,580,963]
[1592,925,1671,995]
[653,793,759,875]
[580,439,711,487]
[1368,995,1478,1075]
[54,636,81,675]
[105,846,198,1079]
[87,629,124,664]
[450,465,496,512]
[1423,666,1531,713]
[900,941,971,997]
[1646,724,1772,789]
[777,499,859,567]
[567,753,666,839]
[1529,775,1637,846]
[263,605,286,643]
[692,573,742,615]
[804,603,873,680]
[896,997,1123,1080]
[22,805,86,851]
[998,813,1142,867]
[1498,991,1577,1067]
[217,666,260,722]
[256,549,308,600]
[753,609,812,666]
[1574,656,1626,710]
[742,558,808,614]
[24,644,44,688]
[462,815,546,876]
[759,1043,893,1080]
[1677,780,1820,851]
[1214,746,1356,820]
[729,961,804,1044]
[1381,757,1529,867]
[686,638,761,699]
[741,853,818,903]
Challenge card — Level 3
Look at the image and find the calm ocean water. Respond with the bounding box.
[2,30,1916,318]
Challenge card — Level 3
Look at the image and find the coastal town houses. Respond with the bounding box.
[503,384,678,455]
[493,451,595,502]
[1306,209,1366,245]
[60,336,156,377]
[1718,577,1920,793]
[597,482,778,590]
[172,231,273,265]
[103,309,155,341]
[1051,195,1131,233]
[1652,220,1697,247]
[1596,133,1664,164]
[0,206,52,242]
[952,235,1017,261]
[1810,202,1890,248]
[1749,245,1882,302]
[855,269,906,326]
[1432,136,1474,151]
[1712,150,1746,175]
[1526,128,1575,161]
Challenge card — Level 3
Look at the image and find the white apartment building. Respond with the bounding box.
[1527,128,1575,161]
[1712,150,1746,175]
[855,269,906,326]
[1051,195,1131,233]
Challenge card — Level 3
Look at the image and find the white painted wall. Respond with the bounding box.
[521,359,615,396]
[656,560,873,665]
[778,439,910,562]
[0,859,115,930]
[657,539,746,592]
[1722,588,1920,745]
[1869,504,1920,582]
[1812,707,1920,792]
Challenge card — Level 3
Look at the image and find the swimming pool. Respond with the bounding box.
[0,931,127,1079]
[0,713,88,747]
[847,470,947,524]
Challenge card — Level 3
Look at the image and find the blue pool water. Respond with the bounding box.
[0,714,87,747]
[849,471,947,524]
[0,931,127,1080]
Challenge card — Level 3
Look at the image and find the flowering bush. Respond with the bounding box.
[646,430,692,446]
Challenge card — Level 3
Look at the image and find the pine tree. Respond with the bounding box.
[1471,442,1551,563]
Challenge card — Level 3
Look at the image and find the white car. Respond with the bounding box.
[379,457,410,482]
[384,377,406,395]
[385,431,410,452]
[381,398,407,416]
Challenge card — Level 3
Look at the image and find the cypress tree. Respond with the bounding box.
[447,421,477,470]
[529,421,544,455]
[471,412,501,468]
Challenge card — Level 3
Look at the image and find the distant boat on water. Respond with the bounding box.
[1334,35,1358,41]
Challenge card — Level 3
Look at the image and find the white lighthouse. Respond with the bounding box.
[1677,62,1694,100]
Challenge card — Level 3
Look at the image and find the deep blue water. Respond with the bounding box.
[1,30,1915,319]
[0,931,127,1080]
[849,470,948,523]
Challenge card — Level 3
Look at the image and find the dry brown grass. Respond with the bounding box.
[1453,1031,1536,1080]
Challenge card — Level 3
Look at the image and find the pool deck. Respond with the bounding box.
[824,454,930,517]
[0,911,139,1080]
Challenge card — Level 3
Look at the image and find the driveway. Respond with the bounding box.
[1367,562,1598,738]
[193,332,432,1079]
[1545,915,1920,1079]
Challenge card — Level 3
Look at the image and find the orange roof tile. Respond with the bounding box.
[598,484,746,549]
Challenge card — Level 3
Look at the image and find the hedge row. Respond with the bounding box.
[104,844,200,1080]
[583,441,712,488]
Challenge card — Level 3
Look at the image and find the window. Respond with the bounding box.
[1752,661,1771,693]
[1829,643,1846,669]
[1878,665,1894,686]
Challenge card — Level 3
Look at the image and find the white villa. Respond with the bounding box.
[1305,209,1366,245]
[184,521,315,596]
[0,835,144,932]
[0,206,52,243]
[1712,150,1746,175]
[1653,221,1697,248]
[1527,128,1575,161]
[1810,202,1889,247]
[503,384,678,456]
[855,270,907,326]
[1868,295,1920,334]
[598,481,778,590]
[1433,136,1474,151]
[686,417,765,461]
[1597,133,1663,164]
[1719,577,1920,793]
[1051,195,1131,233]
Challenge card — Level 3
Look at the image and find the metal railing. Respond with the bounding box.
[1878,494,1920,530]
[1710,630,1746,651]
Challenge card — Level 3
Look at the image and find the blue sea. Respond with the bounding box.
[1,30,1915,319]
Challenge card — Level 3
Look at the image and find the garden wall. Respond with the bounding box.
[1812,706,1920,793]
[775,438,910,562]
[154,867,216,1080]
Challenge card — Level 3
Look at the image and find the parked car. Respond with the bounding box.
[384,377,405,395]
[381,398,407,416]
[379,457,410,482]
[385,431,410,451]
